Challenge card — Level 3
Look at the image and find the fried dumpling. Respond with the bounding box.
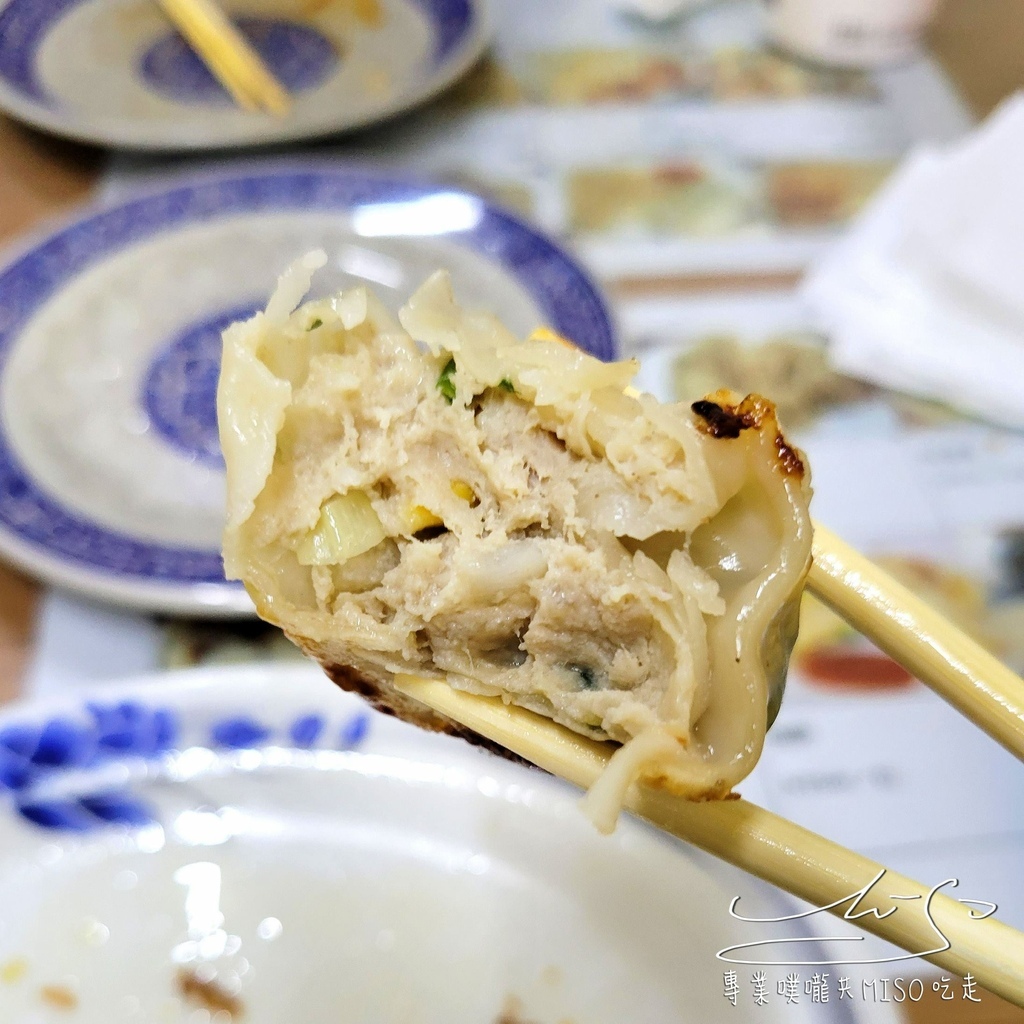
[218,251,813,824]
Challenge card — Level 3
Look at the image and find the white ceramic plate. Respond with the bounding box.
[0,664,861,1024]
[0,165,615,617]
[0,0,491,150]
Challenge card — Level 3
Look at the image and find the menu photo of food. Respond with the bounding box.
[566,161,758,237]
[668,329,965,434]
[708,46,876,102]
[520,47,700,105]
[766,159,895,229]
[564,158,893,241]
[791,543,1024,698]
[443,45,878,110]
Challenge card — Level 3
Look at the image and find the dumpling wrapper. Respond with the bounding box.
[218,252,813,828]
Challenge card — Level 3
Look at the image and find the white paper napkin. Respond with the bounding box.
[802,94,1024,429]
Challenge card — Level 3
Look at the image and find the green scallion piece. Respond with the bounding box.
[437,357,457,403]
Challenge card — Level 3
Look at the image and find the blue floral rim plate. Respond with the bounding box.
[0,0,491,150]
[0,164,616,617]
[0,664,859,1024]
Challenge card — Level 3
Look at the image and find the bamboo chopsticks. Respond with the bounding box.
[389,526,1024,1008]
[392,673,1024,1008]
[156,0,291,115]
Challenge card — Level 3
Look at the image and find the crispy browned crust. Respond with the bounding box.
[691,391,806,478]
[317,657,735,797]
[295,641,535,768]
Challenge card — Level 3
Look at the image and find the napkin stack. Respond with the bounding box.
[802,95,1024,430]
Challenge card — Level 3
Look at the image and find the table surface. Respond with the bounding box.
[1,2,1023,1018]
[0,117,100,705]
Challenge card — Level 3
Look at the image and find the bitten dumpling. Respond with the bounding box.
[218,251,813,824]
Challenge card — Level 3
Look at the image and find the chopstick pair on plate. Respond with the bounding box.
[155,0,291,115]
[395,524,1024,1007]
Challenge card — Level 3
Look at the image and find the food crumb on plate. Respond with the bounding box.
[177,968,244,1019]
[0,957,27,984]
[39,984,78,1010]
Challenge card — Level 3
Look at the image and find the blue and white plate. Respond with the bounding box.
[0,664,867,1024]
[0,166,616,616]
[0,0,490,150]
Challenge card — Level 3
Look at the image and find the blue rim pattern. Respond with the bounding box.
[0,0,476,106]
[412,0,474,64]
[0,0,81,103]
[0,168,615,588]
[0,699,371,832]
[139,18,339,106]
[143,301,263,469]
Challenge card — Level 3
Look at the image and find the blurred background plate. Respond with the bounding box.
[0,0,491,150]
[0,165,616,617]
[0,663,868,1024]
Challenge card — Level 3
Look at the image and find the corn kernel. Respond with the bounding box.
[528,326,577,349]
[404,504,443,533]
[450,480,475,502]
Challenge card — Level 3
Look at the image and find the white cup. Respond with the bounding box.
[765,0,940,68]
